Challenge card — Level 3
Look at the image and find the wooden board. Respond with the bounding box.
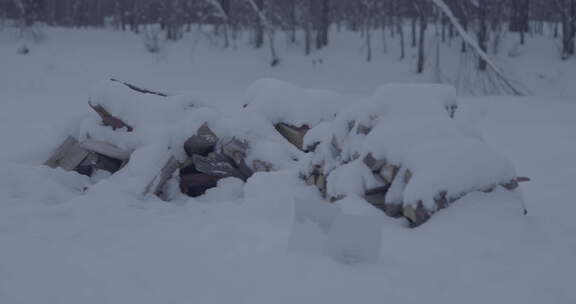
[152,156,180,201]
[44,136,90,171]
[274,123,309,151]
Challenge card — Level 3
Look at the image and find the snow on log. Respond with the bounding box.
[88,79,198,131]
[302,82,523,226]
[243,78,347,148]
[44,136,131,178]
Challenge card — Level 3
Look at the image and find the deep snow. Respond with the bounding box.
[1,28,575,304]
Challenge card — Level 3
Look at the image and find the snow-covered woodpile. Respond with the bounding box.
[47,78,302,201]
[45,78,526,227]
[301,83,526,227]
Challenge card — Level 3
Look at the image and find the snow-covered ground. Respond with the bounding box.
[1,28,575,303]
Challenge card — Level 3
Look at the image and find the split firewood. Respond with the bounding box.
[220,138,254,180]
[382,168,412,218]
[377,164,398,185]
[220,138,249,165]
[148,156,179,201]
[184,123,218,157]
[44,136,89,171]
[45,136,130,177]
[192,153,246,180]
[362,153,387,172]
[305,165,327,197]
[363,186,389,210]
[274,123,309,150]
[403,202,431,227]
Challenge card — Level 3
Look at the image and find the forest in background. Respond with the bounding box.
[1,0,575,95]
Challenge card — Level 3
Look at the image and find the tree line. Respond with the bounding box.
[1,0,574,82]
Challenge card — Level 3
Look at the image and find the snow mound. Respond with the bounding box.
[56,80,304,202]
[372,82,457,118]
[243,78,347,127]
[0,163,90,204]
[303,83,520,226]
[89,79,200,130]
[402,139,516,209]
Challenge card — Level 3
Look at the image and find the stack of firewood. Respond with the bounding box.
[300,84,529,227]
[45,79,292,201]
[44,136,131,177]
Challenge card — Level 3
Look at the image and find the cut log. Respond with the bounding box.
[363,186,389,210]
[44,136,90,171]
[362,153,387,172]
[150,156,179,201]
[184,123,218,157]
[377,164,398,185]
[192,154,245,180]
[220,138,249,166]
[403,201,431,228]
[382,168,412,218]
[89,102,133,131]
[274,123,309,150]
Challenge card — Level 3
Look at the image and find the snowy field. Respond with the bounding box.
[1,28,576,303]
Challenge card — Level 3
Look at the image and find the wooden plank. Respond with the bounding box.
[274,123,309,151]
[44,136,90,171]
[152,156,180,201]
[44,136,78,168]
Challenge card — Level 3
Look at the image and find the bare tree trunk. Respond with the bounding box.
[254,0,264,48]
[562,0,576,59]
[477,0,488,71]
[289,0,297,43]
[398,15,405,59]
[416,1,427,74]
[411,15,417,47]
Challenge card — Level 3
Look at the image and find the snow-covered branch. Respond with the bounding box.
[430,0,526,95]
